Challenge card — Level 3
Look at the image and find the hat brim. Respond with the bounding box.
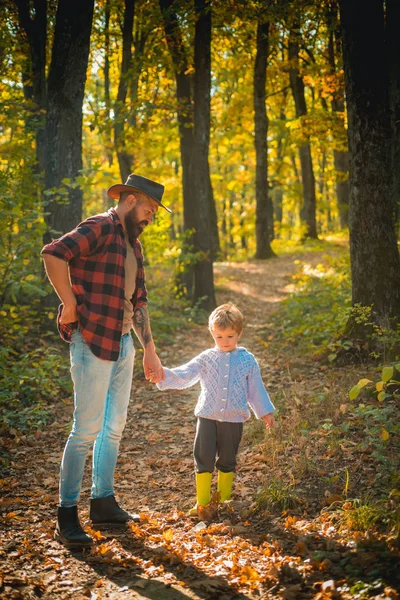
[107,184,172,213]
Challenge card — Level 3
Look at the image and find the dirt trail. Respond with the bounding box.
[1,250,398,599]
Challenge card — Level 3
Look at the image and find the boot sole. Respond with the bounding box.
[90,518,140,529]
[54,531,93,549]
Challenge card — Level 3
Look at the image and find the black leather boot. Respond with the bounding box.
[54,506,93,548]
[90,495,140,524]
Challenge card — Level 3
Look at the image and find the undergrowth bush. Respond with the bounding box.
[272,251,351,355]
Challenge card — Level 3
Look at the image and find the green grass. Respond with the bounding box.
[255,477,300,512]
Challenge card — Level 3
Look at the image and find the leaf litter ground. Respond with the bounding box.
[1,248,399,599]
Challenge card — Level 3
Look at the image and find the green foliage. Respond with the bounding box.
[255,477,300,511]
[346,365,400,486]
[329,492,400,536]
[0,171,47,308]
[272,250,351,354]
[0,339,71,433]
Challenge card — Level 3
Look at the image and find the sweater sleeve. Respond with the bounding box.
[247,358,275,418]
[156,354,204,391]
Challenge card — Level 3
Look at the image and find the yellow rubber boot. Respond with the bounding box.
[196,472,212,505]
[217,471,234,502]
[188,472,212,515]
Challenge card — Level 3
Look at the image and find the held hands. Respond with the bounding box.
[143,348,164,383]
[262,412,275,431]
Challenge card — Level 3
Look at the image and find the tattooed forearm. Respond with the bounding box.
[133,306,153,348]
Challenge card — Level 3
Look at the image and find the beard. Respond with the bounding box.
[125,207,149,246]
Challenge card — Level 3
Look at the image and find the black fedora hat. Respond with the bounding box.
[107,174,171,213]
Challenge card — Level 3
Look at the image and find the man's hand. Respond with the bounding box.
[143,349,163,383]
[262,412,275,431]
[60,303,78,325]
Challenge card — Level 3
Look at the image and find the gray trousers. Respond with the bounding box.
[194,417,243,474]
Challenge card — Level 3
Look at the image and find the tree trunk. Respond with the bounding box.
[104,0,113,168]
[207,162,221,259]
[43,0,94,242]
[327,0,349,228]
[14,0,47,174]
[288,18,318,239]
[386,0,400,235]
[192,0,216,310]
[339,0,400,335]
[272,103,286,229]
[114,0,135,182]
[159,0,220,264]
[254,19,276,259]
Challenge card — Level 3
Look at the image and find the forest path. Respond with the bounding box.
[2,246,398,599]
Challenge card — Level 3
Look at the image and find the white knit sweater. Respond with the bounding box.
[156,346,274,423]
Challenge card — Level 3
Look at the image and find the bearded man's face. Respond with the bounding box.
[125,205,151,245]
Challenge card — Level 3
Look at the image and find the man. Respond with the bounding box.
[41,174,170,548]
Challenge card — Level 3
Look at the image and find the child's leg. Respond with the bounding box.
[215,422,243,501]
[193,418,217,506]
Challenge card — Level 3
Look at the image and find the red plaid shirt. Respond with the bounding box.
[41,208,147,361]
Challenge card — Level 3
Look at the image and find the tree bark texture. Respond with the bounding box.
[114,0,135,182]
[386,0,400,234]
[44,0,94,242]
[339,0,400,330]
[192,0,216,310]
[104,0,113,168]
[14,0,47,173]
[327,0,349,228]
[253,20,276,258]
[159,0,195,234]
[159,0,220,261]
[288,19,318,239]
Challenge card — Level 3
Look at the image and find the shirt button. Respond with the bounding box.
[223,387,227,391]
[224,375,228,378]
[225,364,229,367]
[221,399,226,402]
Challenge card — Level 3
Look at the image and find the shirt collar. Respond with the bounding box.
[108,207,123,229]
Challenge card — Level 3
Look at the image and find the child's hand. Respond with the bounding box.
[149,366,165,384]
[262,412,275,430]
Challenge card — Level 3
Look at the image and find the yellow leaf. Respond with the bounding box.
[357,378,372,388]
[239,566,260,582]
[163,528,173,542]
[382,366,394,383]
[375,381,384,392]
[380,427,389,441]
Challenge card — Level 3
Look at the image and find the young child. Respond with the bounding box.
[156,303,275,512]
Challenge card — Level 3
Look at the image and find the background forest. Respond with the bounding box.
[1,1,400,598]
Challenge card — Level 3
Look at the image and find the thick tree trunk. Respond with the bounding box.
[386,0,400,235]
[159,0,195,233]
[159,0,220,264]
[254,20,276,259]
[339,0,400,334]
[327,1,349,228]
[288,19,318,239]
[44,0,94,242]
[192,0,216,310]
[14,0,47,173]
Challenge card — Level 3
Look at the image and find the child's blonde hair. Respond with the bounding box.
[208,303,243,334]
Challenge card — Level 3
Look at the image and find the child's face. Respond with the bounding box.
[210,325,241,352]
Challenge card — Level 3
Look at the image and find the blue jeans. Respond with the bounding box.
[60,330,135,507]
